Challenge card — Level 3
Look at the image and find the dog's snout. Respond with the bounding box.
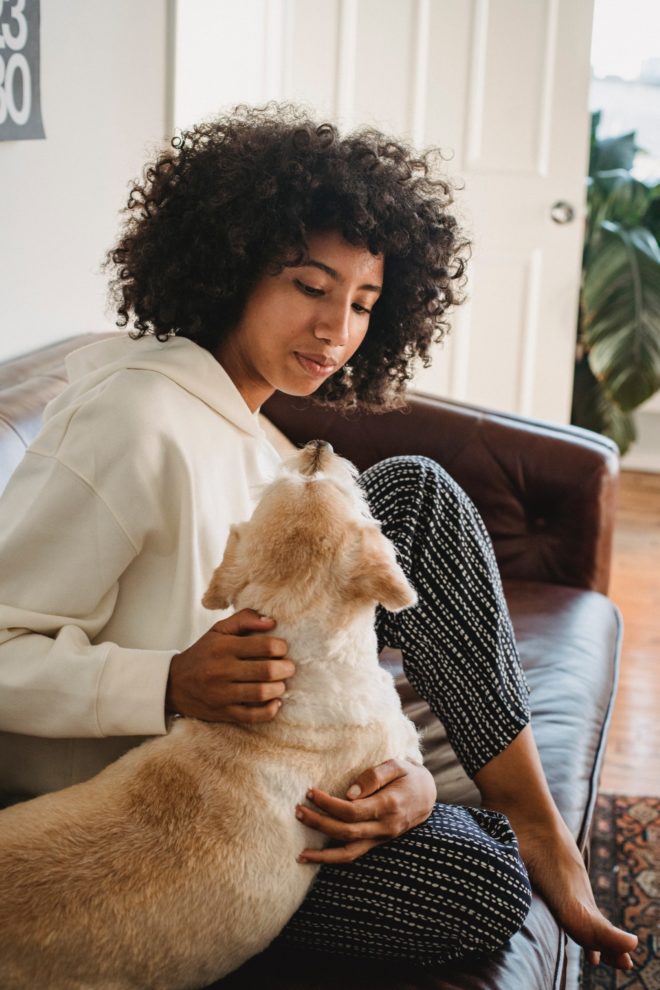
[301,439,334,475]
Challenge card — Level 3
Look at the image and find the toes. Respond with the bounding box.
[607,925,638,954]
[598,949,635,971]
[588,949,635,973]
[580,910,637,970]
[596,917,638,955]
[616,952,634,972]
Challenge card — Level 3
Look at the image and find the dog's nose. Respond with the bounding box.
[312,439,333,455]
[301,439,334,475]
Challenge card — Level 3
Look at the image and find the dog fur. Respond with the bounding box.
[0,441,423,989]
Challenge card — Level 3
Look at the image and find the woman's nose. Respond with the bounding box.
[314,304,351,345]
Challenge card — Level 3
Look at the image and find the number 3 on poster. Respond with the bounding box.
[0,0,31,126]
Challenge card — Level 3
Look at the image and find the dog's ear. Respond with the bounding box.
[202,524,248,610]
[350,525,417,612]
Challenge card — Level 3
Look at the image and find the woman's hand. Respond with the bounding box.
[296,759,436,864]
[165,609,295,724]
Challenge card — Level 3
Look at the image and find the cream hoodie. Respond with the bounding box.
[0,333,283,797]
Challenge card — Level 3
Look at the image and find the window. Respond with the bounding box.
[590,0,660,178]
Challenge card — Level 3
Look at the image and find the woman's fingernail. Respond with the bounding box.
[259,614,272,621]
[306,789,313,800]
[297,854,308,863]
[296,808,304,820]
[346,784,361,799]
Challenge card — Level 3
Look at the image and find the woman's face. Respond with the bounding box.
[215,229,384,411]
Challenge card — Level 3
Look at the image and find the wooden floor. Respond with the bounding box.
[599,470,660,797]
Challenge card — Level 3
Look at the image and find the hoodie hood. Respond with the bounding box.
[43,333,265,439]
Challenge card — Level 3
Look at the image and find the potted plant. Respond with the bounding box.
[571,111,660,454]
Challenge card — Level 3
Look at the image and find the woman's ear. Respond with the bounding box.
[202,524,248,610]
[349,525,417,612]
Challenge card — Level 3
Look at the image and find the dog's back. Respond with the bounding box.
[0,444,422,989]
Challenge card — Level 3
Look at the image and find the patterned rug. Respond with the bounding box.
[580,794,660,990]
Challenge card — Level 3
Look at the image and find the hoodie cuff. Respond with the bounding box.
[96,646,176,737]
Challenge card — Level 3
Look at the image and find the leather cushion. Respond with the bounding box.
[262,392,619,596]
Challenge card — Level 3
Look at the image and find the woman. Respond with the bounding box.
[0,104,636,972]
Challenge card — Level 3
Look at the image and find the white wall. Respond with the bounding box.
[0,0,170,362]
[174,0,274,131]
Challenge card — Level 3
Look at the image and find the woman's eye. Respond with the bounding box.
[352,303,372,315]
[294,280,324,297]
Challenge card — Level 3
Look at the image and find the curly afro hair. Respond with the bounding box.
[106,102,469,412]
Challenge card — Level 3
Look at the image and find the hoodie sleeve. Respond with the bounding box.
[0,451,174,738]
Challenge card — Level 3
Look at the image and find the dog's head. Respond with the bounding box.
[202,440,417,621]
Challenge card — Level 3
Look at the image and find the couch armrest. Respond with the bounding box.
[262,391,620,595]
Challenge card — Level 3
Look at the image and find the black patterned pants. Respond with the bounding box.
[279,456,533,966]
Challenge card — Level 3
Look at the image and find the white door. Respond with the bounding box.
[173,0,595,424]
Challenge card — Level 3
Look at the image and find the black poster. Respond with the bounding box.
[0,0,44,141]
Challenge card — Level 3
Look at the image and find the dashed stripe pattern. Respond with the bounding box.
[278,456,533,964]
[365,455,531,779]
[281,806,531,964]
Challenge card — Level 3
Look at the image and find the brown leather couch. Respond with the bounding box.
[0,335,621,990]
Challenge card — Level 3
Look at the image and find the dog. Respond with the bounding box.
[0,440,423,990]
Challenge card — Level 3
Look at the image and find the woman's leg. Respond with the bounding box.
[280,803,531,965]
[361,456,635,970]
[361,455,531,780]
[474,725,637,969]
[281,455,635,968]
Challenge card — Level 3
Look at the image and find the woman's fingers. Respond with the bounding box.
[223,657,296,682]
[296,804,386,841]
[224,679,287,704]
[298,838,387,865]
[344,759,409,800]
[305,787,387,823]
[229,634,289,660]
[223,700,282,723]
[211,609,276,635]
[298,764,436,863]
[167,611,293,723]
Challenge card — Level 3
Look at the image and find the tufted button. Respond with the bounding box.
[525,510,551,532]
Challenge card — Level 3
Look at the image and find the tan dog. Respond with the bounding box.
[0,441,423,990]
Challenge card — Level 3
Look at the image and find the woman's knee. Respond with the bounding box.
[278,803,531,966]
[359,455,460,509]
[395,803,532,961]
[445,804,531,954]
[359,455,468,558]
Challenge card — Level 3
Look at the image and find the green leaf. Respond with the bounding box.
[589,170,659,229]
[571,357,636,454]
[643,196,660,244]
[591,131,638,173]
[588,111,602,176]
[582,222,660,409]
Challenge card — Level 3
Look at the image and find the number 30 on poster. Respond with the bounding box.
[0,0,31,127]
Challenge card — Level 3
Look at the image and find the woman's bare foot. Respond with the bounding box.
[474,726,638,972]
[505,810,638,971]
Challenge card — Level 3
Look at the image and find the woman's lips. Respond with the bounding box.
[294,352,337,378]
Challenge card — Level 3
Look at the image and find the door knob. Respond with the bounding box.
[550,201,575,224]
